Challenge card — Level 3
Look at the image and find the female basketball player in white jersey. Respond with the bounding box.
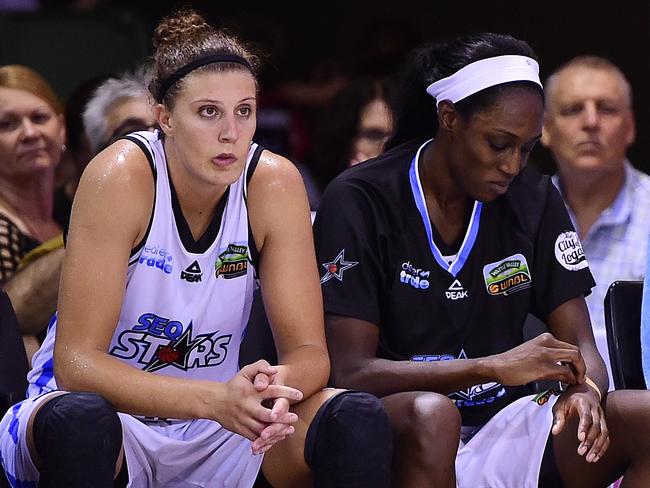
[0,8,391,488]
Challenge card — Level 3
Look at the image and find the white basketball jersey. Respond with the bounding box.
[27,130,260,395]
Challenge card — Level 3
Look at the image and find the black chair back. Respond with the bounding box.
[604,280,647,390]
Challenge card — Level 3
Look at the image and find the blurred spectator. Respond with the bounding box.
[0,64,64,368]
[83,64,155,155]
[0,65,64,282]
[542,55,650,387]
[53,73,110,227]
[310,77,398,191]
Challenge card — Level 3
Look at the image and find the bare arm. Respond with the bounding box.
[326,314,586,398]
[547,296,608,394]
[547,296,611,463]
[248,151,330,399]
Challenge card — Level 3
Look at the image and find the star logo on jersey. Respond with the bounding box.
[320,249,359,283]
[110,314,232,373]
[143,323,232,373]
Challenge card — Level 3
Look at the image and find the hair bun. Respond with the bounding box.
[153,9,212,49]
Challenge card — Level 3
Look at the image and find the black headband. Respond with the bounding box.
[156,53,253,102]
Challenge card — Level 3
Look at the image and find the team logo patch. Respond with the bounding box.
[399,260,430,290]
[412,349,506,407]
[321,249,358,283]
[554,231,588,271]
[483,253,532,296]
[215,243,249,279]
[181,260,202,283]
[445,279,468,300]
[533,389,558,405]
[109,313,232,372]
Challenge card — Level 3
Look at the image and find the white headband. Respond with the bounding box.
[425,55,542,107]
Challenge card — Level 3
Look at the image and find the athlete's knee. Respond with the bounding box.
[401,392,460,451]
[34,392,121,449]
[33,392,123,487]
[304,391,392,487]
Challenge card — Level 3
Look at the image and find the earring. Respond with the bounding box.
[61,143,67,152]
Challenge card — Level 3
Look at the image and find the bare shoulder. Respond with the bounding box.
[71,139,155,246]
[247,149,311,247]
[80,139,153,194]
[248,149,305,196]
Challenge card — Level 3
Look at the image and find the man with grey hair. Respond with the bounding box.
[542,55,650,388]
[83,65,156,154]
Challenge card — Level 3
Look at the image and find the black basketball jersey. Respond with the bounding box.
[314,139,595,426]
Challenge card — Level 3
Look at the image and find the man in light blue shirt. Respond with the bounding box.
[542,55,650,389]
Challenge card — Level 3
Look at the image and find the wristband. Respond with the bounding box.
[584,375,602,402]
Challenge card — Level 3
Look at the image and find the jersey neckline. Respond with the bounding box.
[408,139,483,278]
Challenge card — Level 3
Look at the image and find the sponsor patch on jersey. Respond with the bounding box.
[412,349,506,407]
[181,260,202,283]
[138,244,173,274]
[320,249,359,283]
[532,388,558,405]
[483,253,532,296]
[109,313,232,372]
[445,279,468,300]
[399,260,430,290]
[215,243,249,279]
[554,231,588,271]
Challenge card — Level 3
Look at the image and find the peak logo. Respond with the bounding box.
[109,313,231,372]
[181,261,202,283]
[445,279,468,300]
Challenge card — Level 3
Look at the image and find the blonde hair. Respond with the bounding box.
[0,65,63,114]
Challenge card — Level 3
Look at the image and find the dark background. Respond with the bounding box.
[1,0,648,174]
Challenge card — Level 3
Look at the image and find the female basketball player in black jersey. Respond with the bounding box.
[315,33,650,487]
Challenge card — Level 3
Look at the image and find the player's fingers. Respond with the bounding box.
[253,373,270,392]
[270,397,290,420]
[576,404,594,453]
[551,404,567,436]
[251,403,298,425]
[547,363,577,385]
[240,360,276,380]
[579,409,601,458]
[587,415,610,463]
[261,384,303,402]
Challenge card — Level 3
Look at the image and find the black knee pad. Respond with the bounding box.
[305,391,392,488]
[33,392,124,488]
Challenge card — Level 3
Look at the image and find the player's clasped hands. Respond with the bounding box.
[223,360,302,455]
[487,332,587,386]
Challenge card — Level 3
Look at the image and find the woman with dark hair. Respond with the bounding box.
[312,77,396,190]
[314,32,650,487]
[0,9,390,488]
